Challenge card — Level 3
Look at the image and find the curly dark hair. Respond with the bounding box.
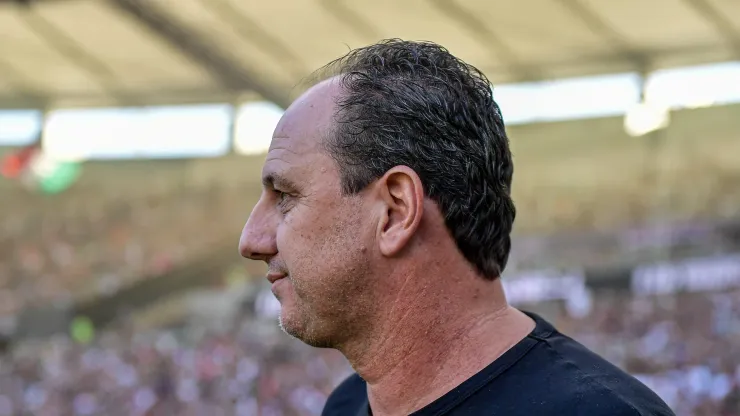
[321,39,515,279]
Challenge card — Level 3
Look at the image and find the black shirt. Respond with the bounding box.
[322,312,675,416]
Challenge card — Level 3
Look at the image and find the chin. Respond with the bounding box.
[277,312,336,349]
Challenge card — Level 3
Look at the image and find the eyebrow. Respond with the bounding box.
[262,172,297,191]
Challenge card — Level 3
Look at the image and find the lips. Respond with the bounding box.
[266,272,287,284]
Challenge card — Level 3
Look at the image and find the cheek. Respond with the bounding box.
[275,208,326,263]
[276,198,369,272]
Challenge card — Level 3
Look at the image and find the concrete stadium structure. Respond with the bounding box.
[0,0,739,108]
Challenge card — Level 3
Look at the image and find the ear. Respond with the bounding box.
[375,166,425,257]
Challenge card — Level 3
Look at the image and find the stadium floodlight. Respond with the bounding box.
[42,110,90,162]
[233,101,284,155]
[623,101,670,138]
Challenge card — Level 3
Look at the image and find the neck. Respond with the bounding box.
[340,272,535,416]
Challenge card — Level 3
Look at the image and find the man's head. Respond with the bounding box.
[239,39,515,349]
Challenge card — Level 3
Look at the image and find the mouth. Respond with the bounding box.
[266,273,287,284]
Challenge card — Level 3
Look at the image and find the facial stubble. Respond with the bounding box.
[277,208,378,350]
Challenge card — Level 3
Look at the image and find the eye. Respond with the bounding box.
[275,191,292,211]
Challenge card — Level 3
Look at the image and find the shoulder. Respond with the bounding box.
[522,323,674,415]
[322,373,367,416]
[491,312,675,416]
[537,373,675,416]
[471,356,674,416]
[542,383,676,416]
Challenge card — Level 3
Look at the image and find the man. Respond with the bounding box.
[239,39,674,416]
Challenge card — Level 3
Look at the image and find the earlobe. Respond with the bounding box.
[376,166,424,257]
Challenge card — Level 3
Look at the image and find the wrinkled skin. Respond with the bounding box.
[239,80,380,348]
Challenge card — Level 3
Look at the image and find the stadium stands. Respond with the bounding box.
[0,287,738,416]
[0,185,254,314]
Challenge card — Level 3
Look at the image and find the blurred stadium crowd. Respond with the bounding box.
[3,167,739,314]
[0,288,738,415]
[0,186,250,315]
[0,181,738,415]
[0,297,352,416]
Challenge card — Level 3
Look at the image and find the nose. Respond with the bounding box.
[239,198,278,262]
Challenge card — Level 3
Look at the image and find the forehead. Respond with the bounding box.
[262,79,341,181]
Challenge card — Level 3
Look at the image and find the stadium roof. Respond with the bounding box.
[0,0,739,109]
